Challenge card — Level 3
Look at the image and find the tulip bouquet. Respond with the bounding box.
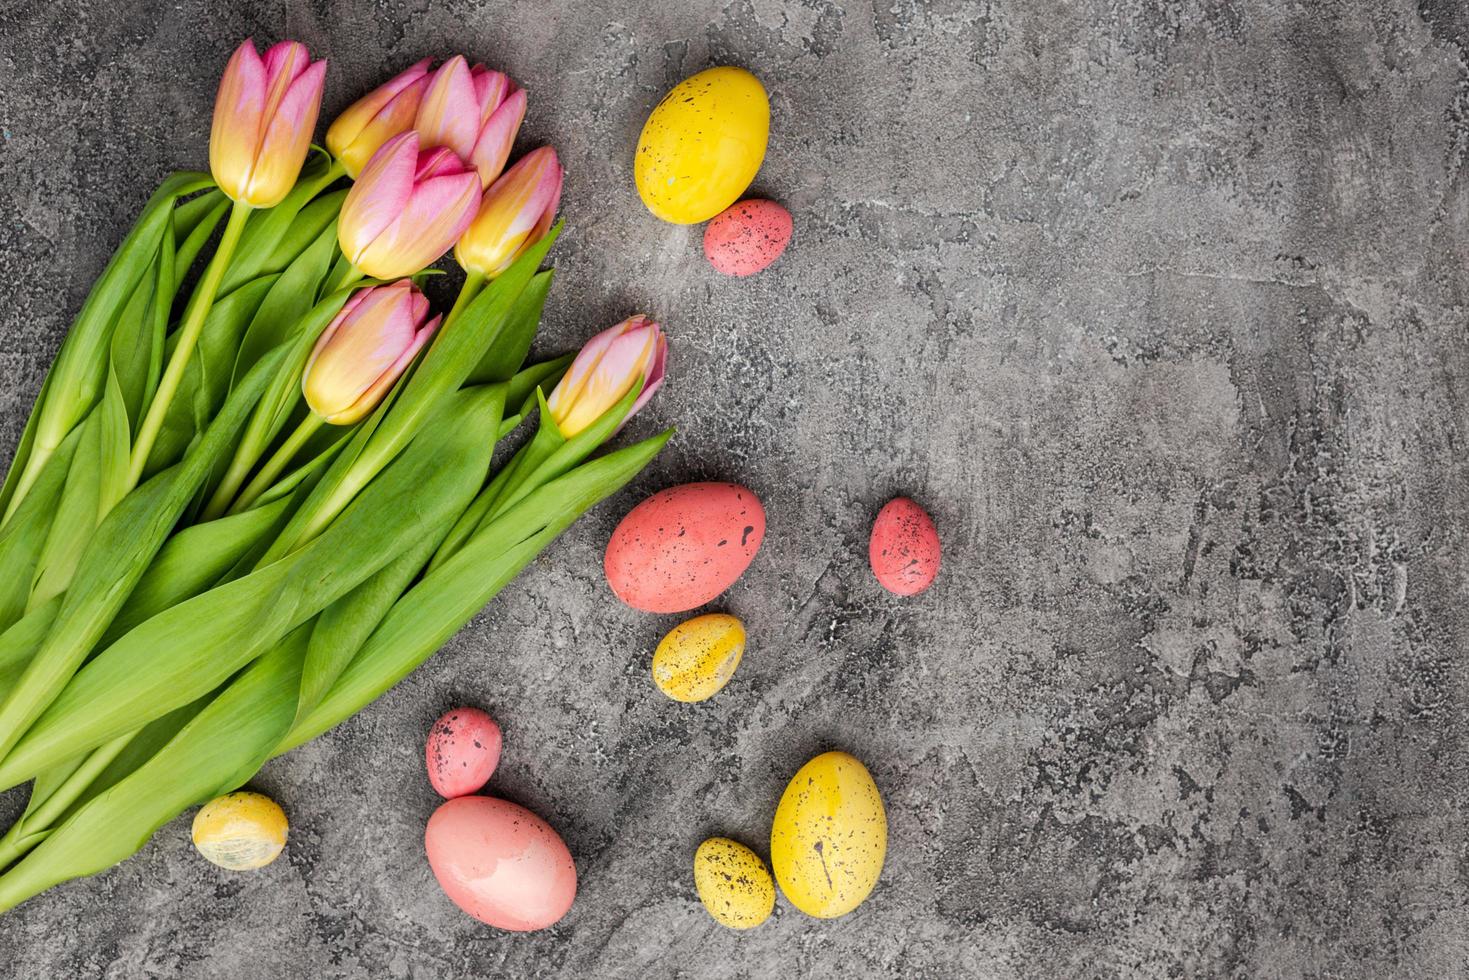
[0,40,668,911]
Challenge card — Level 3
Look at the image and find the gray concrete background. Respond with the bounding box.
[1,0,1467,977]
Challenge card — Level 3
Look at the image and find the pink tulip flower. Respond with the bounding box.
[303,281,440,424]
[547,316,667,437]
[453,146,563,280]
[209,39,327,208]
[414,55,528,186]
[326,59,433,178]
[337,131,483,279]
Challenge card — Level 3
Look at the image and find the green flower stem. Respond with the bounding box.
[444,270,486,328]
[0,732,134,870]
[127,200,253,486]
[325,262,363,295]
[199,420,271,521]
[227,414,325,516]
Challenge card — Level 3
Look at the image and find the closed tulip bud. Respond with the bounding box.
[414,55,529,186]
[303,281,440,424]
[210,39,327,208]
[325,59,432,178]
[547,316,667,438]
[338,132,483,280]
[454,146,563,280]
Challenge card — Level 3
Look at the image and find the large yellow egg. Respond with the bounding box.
[693,837,775,929]
[652,613,746,702]
[770,752,886,918]
[635,67,770,224]
[191,791,288,871]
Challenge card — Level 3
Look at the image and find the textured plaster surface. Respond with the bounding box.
[2,1,1469,977]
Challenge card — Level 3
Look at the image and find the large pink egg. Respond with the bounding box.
[869,497,941,596]
[424,796,577,931]
[703,199,793,276]
[604,482,765,613]
[426,707,502,799]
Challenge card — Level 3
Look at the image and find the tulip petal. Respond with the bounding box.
[244,58,326,208]
[304,283,430,423]
[339,133,420,266]
[547,319,628,418]
[209,40,267,202]
[332,77,427,178]
[328,314,439,424]
[470,68,511,123]
[469,88,527,187]
[626,333,668,421]
[326,59,431,176]
[415,55,480,160]
[355,169,481,279]
[262,40,311,87]
[454,146,562,276]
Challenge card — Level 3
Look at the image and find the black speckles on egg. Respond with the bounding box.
[693,837,776,928]
[605,482,766,613]
[868,496,941,596]
[704,199,793,276]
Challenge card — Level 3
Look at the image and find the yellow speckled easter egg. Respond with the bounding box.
[191,791,288,871]
[693,837,775,929]
[652,613,746,702]
[635,67,770,224]
[770,752,886,918]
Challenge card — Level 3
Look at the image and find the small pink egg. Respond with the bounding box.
[703,199,792,277]
[869,497,941,596]
[426,708,502,799]
[605,482,765,613]
[425,796,577,931]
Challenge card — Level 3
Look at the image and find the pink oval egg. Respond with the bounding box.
[425,796,577,931]
[426,708,503,799]
[703,199,792,277]
[869,497,941,596]
[605,482,765,614]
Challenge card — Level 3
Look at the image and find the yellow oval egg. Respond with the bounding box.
[652,613,746,702]
[693,837,775,929]
[770,752,886,918]
[635,67,770,224]
[191,791,288,871]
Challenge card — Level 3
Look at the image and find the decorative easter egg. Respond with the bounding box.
[869,497,941,596]
[635,67,770,224]
[693,837,775,929]
[425,796,577,931]
[652,613,746,702]
[191,791,288,871]
[605,483,765,614]
[770,752,886,919]
[426,707,503,799]
[704,200,792,276]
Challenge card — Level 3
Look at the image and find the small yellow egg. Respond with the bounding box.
[651,613,746,702]
[191,791,288,871]
[634,67,770,224]
[693,837,775,929]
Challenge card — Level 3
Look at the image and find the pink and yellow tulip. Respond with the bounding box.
[414,55,528,187]
[547,316,667,438]
[454,146,562,280]
[209,39,327,208]
[337,132,483,280]
[303,281,439,425]
[325,59,432,178]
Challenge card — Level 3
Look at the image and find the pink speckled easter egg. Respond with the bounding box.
[425,708,502,799]
[869,498,941,596]
[425,796,577,931]
[703,199,792,276]
[605,482,765,613]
